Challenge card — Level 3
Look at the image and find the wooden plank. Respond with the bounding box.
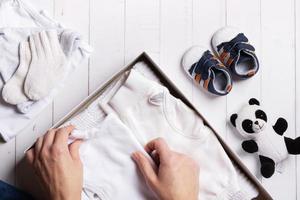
[296,0,300,198]
[89,0,125,93]
[52,0,90,123]
[160,0,194,100]
[14,0,54,196]
[124,0,160,63]
[192,0,227,138]
[225,0,262,179]
[260,0,296,199]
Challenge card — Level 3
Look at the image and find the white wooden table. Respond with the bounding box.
[0,0,299,199]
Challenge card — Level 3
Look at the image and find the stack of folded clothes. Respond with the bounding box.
[0,0,92,142]
[66,64,252,200]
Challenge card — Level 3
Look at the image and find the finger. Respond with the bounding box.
[144,138,170,161]
[69,140,83,160]
[42,129,56,149]
[132,151,158,188]
[25,149,35,165]
[39,30,52,56]
[29,35,37,58]
[34,136,44,157]
[151,150,160,166]
[53,125,75,147]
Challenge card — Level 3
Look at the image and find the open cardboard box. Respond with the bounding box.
[50,52,272,200]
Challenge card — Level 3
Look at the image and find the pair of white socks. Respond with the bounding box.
[2,30,67,104]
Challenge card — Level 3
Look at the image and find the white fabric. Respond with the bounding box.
[74,114,156,200]
[0,0,92,142]
[102,69,249,200]
[64,72,129,131]
[24,30,67,100]
[2,41,31,104]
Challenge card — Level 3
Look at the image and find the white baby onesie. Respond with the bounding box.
[102,69,249,200]
[73,114,156,200]
[0,0,92,142]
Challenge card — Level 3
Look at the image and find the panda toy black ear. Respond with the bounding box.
[249,98,260,106]
[230,114,238,127]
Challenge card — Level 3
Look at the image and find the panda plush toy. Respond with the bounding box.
[230,98,300,178]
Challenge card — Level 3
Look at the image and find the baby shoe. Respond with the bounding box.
[211,26,259,79]
[182,46,232,96]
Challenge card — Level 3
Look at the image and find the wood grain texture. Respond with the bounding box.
[125,0,160,63]
[296,0,300,198]
[0,0,298,199]
[89,0,125,93]
[192,0,227,139]
[260,0,297,199]
[226,0,262,179]
[160,0,194,100]
[52,0,89,123]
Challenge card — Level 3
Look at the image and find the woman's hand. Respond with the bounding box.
[132,138,200,200]
[26,125,83,200]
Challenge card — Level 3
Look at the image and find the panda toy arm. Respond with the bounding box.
[273,117,288,136]
[242,140,258,153]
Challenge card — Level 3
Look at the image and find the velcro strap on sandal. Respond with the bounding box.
[217,33,256,67]
[192,51,219,80]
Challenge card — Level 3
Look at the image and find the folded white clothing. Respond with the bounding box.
[101,69,249,200]
[63,72,129,131]
[0,0,92,142]
[74,114,156,200]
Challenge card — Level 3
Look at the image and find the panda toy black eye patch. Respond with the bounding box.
[242,119,255,133]
[255,110,267,122]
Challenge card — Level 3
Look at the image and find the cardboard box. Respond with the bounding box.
[52,52,273,200]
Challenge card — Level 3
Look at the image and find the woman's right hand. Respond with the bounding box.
[132,138,200,200]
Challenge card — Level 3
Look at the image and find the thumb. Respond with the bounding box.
[69,139,83,160]
[132,151,159,189]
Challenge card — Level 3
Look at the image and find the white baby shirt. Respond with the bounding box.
[101,69,249,200]
[74,114,156,200]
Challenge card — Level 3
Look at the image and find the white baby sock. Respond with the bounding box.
[2,41,31,105]
[24,30,67,101]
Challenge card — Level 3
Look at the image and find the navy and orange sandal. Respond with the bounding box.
[182,46,232,96]
[212,26,259,79]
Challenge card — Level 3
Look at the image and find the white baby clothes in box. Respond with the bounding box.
[102,69,249,200]
[0,0,92,141]
[73,114,156,200]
